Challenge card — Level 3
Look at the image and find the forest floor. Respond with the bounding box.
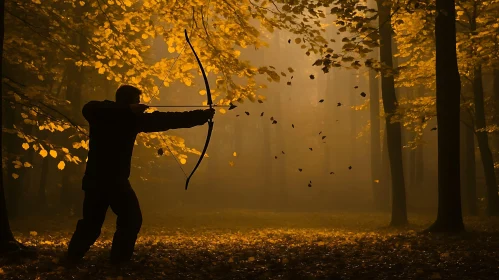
[1,210,499,280]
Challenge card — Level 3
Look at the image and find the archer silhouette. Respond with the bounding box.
[66,85,215,264]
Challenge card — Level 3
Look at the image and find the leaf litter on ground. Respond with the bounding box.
[2,211,499,280]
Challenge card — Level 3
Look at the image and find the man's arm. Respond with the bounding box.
[82,100,133,124]
[137,110,212,133]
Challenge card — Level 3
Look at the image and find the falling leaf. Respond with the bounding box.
[330,172,335,175]
[58,161,66,170]
[291,76,294,79]
[236,115,240,117]
[270,117,274,121]
[319,99,324,103]
[229,161,235,167]
[22,143,29,150]
[348,166,352,170]
[288,39,291,43]
[180,158,187,164]
[158,148,164,156]
[374,179,380,183]
[248,257,255,262]
[229,103,237,110]
[24,162,32,168]
[319,131,322,135]
[281,151,285,154]
[309,148,313,151]
[337,102,342,106]
[40,149,48,158]
[30,231,38,236]
[12,173,19,179]
[228,257,234,263]
[272,120,277,124]
[258,100,263,103]
[233,152,237,157]
[354,86,359,89]
[308,182,312,187]
[50,150,58,158]
[431,127,437,131]
[219,108,227,114]
[309,74,315,80]
[275,156,278,159]
[298,168,303,172]
[292,124,295,128]
[287,81,292,86]
[245,111,250,116]
[360,92,366,97]
[261,112,264,116]
[322,136,326,140]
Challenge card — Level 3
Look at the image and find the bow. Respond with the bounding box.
[184,29,213,190]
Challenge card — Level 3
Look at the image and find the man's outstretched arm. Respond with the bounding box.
[137,109,214,133]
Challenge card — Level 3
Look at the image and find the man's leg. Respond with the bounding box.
[109,182,142,263]
[66,189,109,261]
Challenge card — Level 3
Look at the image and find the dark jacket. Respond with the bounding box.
[81,100,209,188]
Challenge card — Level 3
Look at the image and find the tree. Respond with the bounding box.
[376,0,407,226]
[427,0,465,232]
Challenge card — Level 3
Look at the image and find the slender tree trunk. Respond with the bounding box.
[369,60,383,210]
[376,0,407,226]
[473,66,499,215]
[0,0,16,248]
[460,117,478,216]
[427,0,464,232]
[0,0,34,255]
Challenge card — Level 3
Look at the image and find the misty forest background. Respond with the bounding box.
[1,0,499,279]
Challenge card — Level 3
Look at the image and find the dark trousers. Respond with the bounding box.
[67,179,142,262]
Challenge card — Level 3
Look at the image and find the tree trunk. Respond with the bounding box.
[473,66,499,215]
[369,63,383,209]
[0,0,16,248]
[376,0,407,226]
[427,0,464,232]
[460,117,478,216]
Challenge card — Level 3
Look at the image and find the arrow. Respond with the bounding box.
[152,105,231,108]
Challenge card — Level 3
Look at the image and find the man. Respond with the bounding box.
[66,85,214,264]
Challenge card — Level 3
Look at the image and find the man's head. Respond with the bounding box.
[115,85,142,105]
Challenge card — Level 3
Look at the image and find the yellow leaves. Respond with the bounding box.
[24,162,32,168]
[142,34,149,39]
[108,60,117,67]
[219,108,227,114]
[39,149,48,158]
[13,160,22,169]
[32,0,41,4]
[30,231,38,236]
[233,152,237,157]
[50,150,57,158]
[229,161,235,167]
[142,95,151,103]
[37,75,44,81]
[79,1,86,6]
[374,179,380,183]
[228,257,234,263]
[199,89,207,96]
[22,143,30,150]
[180,158,187,165]
[98,67,106,74]
[247,256,255,262]
[12,173,19,179]
[123,0,132,7]
[95,61,103,68]
[57,161,66,170]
